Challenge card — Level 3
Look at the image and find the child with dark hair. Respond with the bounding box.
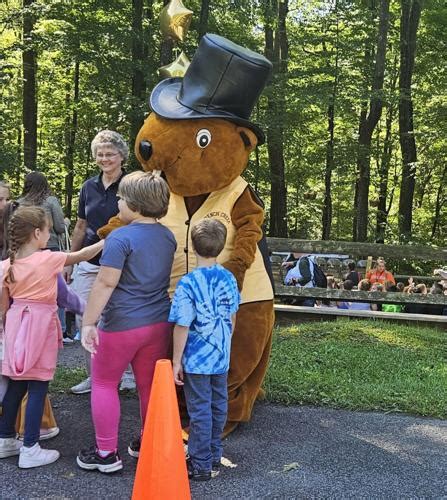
[169,218,240,481]
[345,261,360,286]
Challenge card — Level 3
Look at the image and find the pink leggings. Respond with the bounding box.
[91,322,172,450]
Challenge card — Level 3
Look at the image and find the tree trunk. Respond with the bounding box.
[352,104,367,241]
[398,0,422,241]
[264,0,288,237]
[22,0,37,170]
[129,0,146,167]
[322,101,335,240]
[160,0,174,67]
[321,3,339,240]
[355,0,390,241]
[375,54,398,243]
[64,59,80,218]
[198,0,211,41]
[375,102,393,242]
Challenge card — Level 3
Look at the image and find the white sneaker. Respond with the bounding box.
[119,374,136,391]
[18,443,60,468]
[70,377,91,394]
[0,437,22,458]
[63,337,74,344]
[19,427,60,442]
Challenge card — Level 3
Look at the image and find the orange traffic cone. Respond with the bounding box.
[132,359,191,500]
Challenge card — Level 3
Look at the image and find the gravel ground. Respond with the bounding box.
[1,342,446,499]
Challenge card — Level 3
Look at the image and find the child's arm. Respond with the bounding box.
[64,240,104,266]
[57,274,85,315]
[172,324,189,385]
[81,265,122,354]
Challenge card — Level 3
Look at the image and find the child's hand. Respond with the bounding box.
[173,363,184,386]
[81,325,99,355]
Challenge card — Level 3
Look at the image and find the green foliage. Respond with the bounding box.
[265,320,447,418]
[50,367,87,393]
[0,0,445,239]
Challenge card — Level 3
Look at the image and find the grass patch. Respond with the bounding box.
[265,320,447,418]
[50,367,87,393]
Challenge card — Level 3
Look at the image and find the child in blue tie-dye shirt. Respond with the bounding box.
[169,219,240,482]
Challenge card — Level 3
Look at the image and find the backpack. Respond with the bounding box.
[308,257,328,288]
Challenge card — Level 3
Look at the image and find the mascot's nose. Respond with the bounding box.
[139,140,152,161]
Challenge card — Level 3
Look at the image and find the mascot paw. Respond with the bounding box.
[97,215,125,239]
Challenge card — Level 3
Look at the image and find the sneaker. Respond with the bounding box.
[19,427,60,442]
[18,443,60,468]
[40,427,60,441]
[63,337,74,345]
[77,446,123,473]
[186,456,211,482]
[0,437,22,458]
[128,438,140,458]
[211,460,221,478]
[119,374,136,391]
[70,377,91,395]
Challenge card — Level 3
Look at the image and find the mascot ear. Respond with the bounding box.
[237,127,258,152]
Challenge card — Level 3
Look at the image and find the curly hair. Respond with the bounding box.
[91,130,129,162]
[6,206,48,283]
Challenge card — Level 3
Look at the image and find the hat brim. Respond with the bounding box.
[150,78,266,145]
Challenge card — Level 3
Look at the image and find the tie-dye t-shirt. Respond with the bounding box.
[169,264,240,375]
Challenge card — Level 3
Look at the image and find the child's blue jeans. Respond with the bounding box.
[0,379,49,447]
[184,372,228,472]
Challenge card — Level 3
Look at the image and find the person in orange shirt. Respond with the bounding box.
[366,258,395,285]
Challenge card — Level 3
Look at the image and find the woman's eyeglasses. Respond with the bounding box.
[96,153,119,160]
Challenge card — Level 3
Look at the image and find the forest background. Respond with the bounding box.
[0,0,446,245]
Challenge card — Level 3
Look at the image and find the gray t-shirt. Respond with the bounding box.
[19,195,66,249]
[98,222,177,332]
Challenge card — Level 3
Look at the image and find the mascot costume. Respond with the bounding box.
[100,34,275,433]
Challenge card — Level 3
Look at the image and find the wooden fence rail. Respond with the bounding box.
[266,238,447,262]
[275,285,446,306]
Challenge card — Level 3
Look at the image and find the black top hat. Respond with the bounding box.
[150,34,272,144]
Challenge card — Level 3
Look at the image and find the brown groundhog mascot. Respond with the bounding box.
[100,34,274,434]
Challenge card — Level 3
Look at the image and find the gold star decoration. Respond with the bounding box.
[160,0,193,42]
[158,51,191,78]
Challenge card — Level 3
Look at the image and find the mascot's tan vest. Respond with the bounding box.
[162,176,274,304]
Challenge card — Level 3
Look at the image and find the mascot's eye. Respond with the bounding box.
[196,129,212,148]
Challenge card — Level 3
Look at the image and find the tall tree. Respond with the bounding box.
[129,0,147,166]
[375,53,398,243]
[264,0,288,237]
[398,0,422,241]
[160,0,174,66]
[22,0,37,170]
[64,59,80,218]
[197,0,210,41]
[321,1,340,240]
[354,0,390,241]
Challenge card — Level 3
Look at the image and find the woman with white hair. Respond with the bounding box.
[67,130,131,395]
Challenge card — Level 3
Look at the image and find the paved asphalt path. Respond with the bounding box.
[1,343,446,499]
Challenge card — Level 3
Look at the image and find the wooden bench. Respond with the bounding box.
[267,237,447,329]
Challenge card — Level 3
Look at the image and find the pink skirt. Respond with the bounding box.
[2,299,61,381]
